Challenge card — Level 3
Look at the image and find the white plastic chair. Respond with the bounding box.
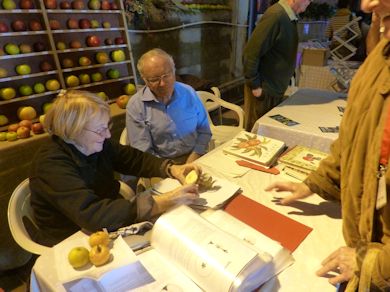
[119,128,138,188]
[7,178,50,255]
[8,178,133,255]
[197,87,244,149]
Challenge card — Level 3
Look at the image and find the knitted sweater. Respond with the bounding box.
[243,2,298,97]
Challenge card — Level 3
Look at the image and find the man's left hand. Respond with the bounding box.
[316,246,357,286]
[170,163,202,184]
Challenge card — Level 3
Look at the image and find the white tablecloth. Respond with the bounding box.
[31,144,344,292]
[253,88,347,153]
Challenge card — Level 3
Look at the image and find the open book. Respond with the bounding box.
[136,205,292,291]
[223,131,286,167]
[278,145,328,181]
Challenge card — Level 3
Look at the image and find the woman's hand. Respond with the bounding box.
[170,163,202,185]
[316,247,357,286]
[265,181,313,204]
[153,184,199,214]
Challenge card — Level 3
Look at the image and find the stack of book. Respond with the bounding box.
[222,131,286,168]
[278,145,328,181]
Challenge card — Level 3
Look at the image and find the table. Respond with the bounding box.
[253,88,347,153]
[31,144,344,292]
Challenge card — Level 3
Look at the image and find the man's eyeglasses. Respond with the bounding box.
[144,71,173,86]
[84,121,113,136]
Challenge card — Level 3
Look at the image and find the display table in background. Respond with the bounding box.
[253,88,347,153]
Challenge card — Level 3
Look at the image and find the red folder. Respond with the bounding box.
[224,194,312,252]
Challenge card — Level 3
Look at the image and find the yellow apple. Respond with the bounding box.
[89,230,110,247]
[185,170,198,185]
[17,106,37,120]
[89,244,111,266]
[39,114,45,125]
[68,246,90,268]
[123,83,136,95]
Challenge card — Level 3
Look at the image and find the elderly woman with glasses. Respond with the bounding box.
[29,90,200,246]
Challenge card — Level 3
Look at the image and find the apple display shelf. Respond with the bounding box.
[0,0,138,129]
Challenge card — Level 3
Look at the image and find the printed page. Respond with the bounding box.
[152,177,241,208]
[150,205,260,292]
[202,210,294,278]
[136,249,202,291]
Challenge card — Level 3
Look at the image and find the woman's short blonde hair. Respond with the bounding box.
[44,90,110,142]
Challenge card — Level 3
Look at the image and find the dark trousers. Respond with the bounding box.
[244,84,283,131]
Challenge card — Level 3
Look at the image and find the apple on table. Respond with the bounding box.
[116,94,130,109]
[6,131,18,142]
[0,132,7,141]
[17,126,31,139]
[32,122,45,134]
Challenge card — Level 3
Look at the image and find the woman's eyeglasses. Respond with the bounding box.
[84,121,113,136]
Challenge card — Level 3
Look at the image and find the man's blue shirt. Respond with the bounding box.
[126,81,212,159]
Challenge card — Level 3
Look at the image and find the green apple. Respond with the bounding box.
[110,49,125,62]
[78,73,91,84]
[45,79,60,91]
[0,68,7,78]
[56,41,67,50]
[91,72,103,82]
[0,132,6,141]
[68,246,90,268]
[90,19,99,28]
[106,68,120,79]
[97,91,108,100]
[15,64,31,75]
[95,52,109,64]
[0,115,9,126]
[39,114,45,124]
[6,131,17,141]
[88,0,100,10]
[0,87,16,100]
[42,102,53,113]
[2,0,16,9]
[17,106,37,120]
[18,84,33,96]
[123,83,136,95]
[33,82,45,94]
[4,43,20,55]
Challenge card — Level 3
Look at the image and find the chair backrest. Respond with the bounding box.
[8,178,51,255]
[197,87,244,149]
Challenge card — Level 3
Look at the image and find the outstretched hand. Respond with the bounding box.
[154,184,199,214]
[316,246,357,286]
[265,181,313,205]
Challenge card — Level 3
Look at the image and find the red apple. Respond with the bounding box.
[8,123,19,132]
[16,126,30,138]
[39,61,53,71]
[11,20,26,32]
[29,20,42,31]
[61,57,74,68]
[110,2,118,9]
[59,0,71,8]
[86,35,100,47]
[44,0,57,8]
[33,42,46,52]
[114,36,125,45]
[104,38,113,45]
[0,21,9,32]
[69,40,82,48]
[67,18,79,29]
[49,19,61,30]
[20,0,34,9]
[31,122,44,134]
[71,0,84,9]
[19,119,32,129]
[79,18,91,29]
[116,94,130,109]
[100,0,110,9]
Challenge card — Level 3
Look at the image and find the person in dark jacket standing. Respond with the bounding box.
[29,90,200,246]
[243,0,311,131]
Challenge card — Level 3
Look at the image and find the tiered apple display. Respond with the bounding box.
[67,230,112,269]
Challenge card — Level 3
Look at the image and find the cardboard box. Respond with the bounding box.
[301,48,329,66]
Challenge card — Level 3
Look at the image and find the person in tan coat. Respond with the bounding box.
[266,0,390,290]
